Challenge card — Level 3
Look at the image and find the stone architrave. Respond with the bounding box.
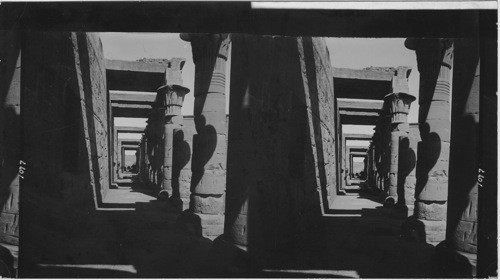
[180,33,230,238]
[404,38,453,244]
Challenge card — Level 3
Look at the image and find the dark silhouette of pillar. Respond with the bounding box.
[405,38,453,244]
[180,33,230,238]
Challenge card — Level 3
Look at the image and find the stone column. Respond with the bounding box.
[477,29,496,278]
[342,134,348,189]
[180,33,230,238]
[144,136,149,181]
[145,121,153,185]
[383,92,416,206]
[351,155,355,177]
[436,37,479,276]
[121,147,126,173]
[404,38,453,244]
[370,141,376,189]
[372,127,381,191]
[366,142,375,189]
[157,84,189,200]
[113,126,119,183]
[336,111,344,195]
[377,115,390,195]
[146,107,162,188]
[404,124,420,216]
[139,135,145,180]
[366,143,371,185]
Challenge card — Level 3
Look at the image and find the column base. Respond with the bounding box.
[157,191,189,213]
[210,235,251,276]
[383,196,397,207]
[434,240,477,277]
[177,211,224,239]
[401,217,446,245]
[379,203,409,219]
[157,190,169,201]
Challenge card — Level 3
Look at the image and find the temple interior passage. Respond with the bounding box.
[0,23,495,278]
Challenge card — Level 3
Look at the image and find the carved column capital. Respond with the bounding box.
[181,33,231,99]
[156,84,190,117]
[180,33,231,64]
[383,92,416,124]
[405,38,453,71]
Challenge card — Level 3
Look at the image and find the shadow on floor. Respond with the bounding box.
[21,184,440,278]
[19,186,229,278]
[323,191,438,278]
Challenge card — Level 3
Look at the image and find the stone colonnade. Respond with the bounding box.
[138,59,189,199]
[365,39,478,275]
[142,107,164,189]
[366,67,415,208]
[130,34,481,275]
[368,96,415,206]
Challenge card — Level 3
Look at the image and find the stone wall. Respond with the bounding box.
[297,37,338,208]
[21,32,109,266]
[0,31,21,271]
[78,33,111,201]
[225,35,334,269]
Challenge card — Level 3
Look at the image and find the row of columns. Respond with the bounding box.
[367,92,416,206]
[134,35,230,239]
[138,59,190,201]
[365,70,416,209]
[131,34,481,276]
[364,38,478,275]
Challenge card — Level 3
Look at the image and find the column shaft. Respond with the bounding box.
[183,34,229,238]
[162,119,175,195]
[387,130,400,201]
[408,39,454,244]
[441,37,479,276]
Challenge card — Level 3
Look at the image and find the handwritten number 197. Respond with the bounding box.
[18,160,26,179]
